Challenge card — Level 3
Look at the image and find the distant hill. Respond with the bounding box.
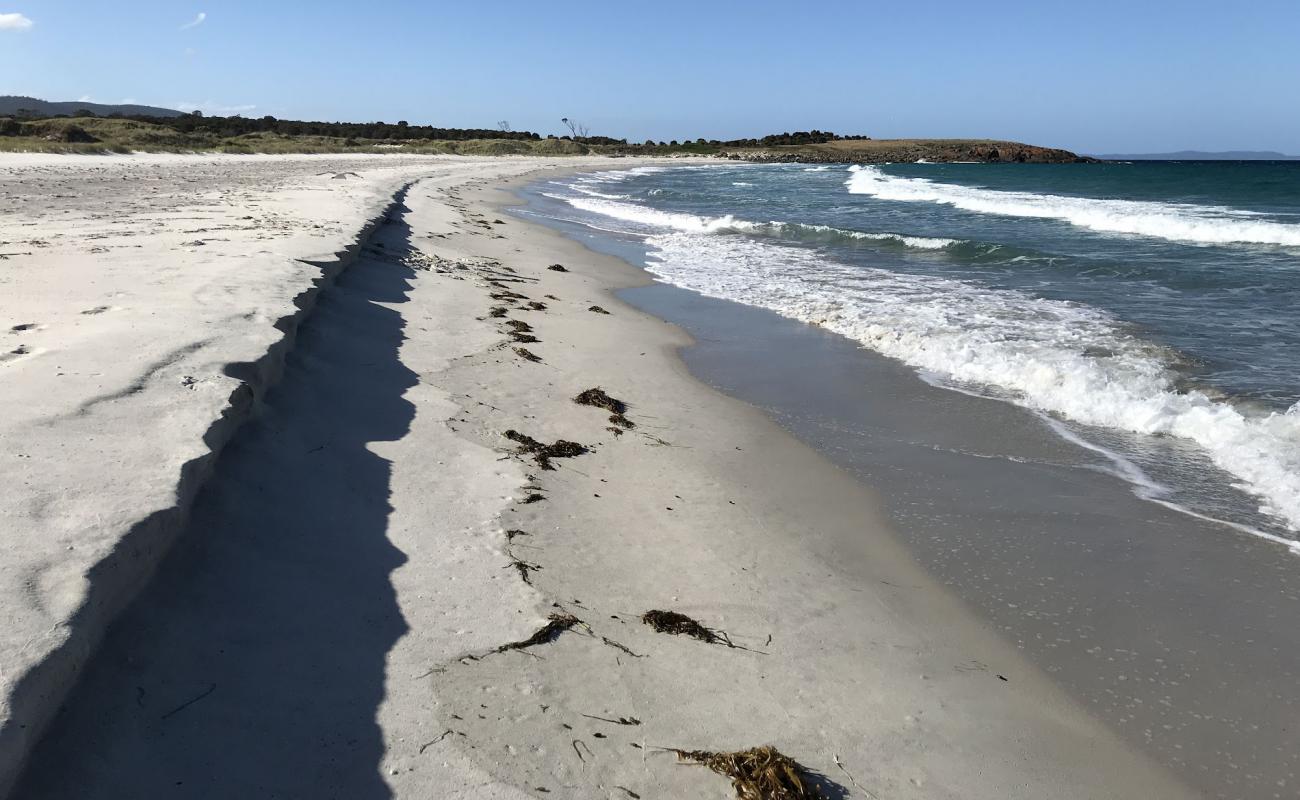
[721,138,1090,164]
[0,96,184,118]
[1094,150,1299,161]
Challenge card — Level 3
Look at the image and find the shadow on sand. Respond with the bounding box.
[16,207,421,799]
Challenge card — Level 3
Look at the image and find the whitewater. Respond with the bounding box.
[531,162,1300,544]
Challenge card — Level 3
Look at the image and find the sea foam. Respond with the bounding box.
[551,181,1300,536]
[640,231,1300,534]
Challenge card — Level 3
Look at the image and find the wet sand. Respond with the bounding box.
[528,191,1300,798]
[625,282,1300,800]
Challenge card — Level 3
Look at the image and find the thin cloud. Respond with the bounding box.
[0,12,35,31]
[179,11,206,30]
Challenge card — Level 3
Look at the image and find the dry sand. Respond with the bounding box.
[1,154,1189,798]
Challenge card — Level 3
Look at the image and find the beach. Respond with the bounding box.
[1,153,1196,798]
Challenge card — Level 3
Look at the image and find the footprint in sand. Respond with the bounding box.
[1,343,40,365]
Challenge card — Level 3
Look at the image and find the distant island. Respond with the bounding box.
[1093,150,1299,161]
[0,96,1087,163]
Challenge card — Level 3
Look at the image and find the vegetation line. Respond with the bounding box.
[0,100,1088,162]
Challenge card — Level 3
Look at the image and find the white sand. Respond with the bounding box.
[1,154,1189,798]
[0,153,614,793]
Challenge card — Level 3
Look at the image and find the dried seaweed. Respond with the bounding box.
[641,610,733,647]
[574,387,626,414]
[588,305,611,315]
[575,387,634,429]
[513,347,543,363]
[507,556,541,583]
[548,264,569,272]
[505,430,588,470]
[495,613,580,653]
[488,306,508,318]
[504,319,540,343]
[582,713,642,726]
[526,301,548,311]
[600,636,644,658]
[672,746,823,800]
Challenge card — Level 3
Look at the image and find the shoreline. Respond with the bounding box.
[518,166,1300,798]
[7,155,1185,798]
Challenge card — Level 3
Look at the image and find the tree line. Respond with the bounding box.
[143,113,543,141]
[4,106,872,149]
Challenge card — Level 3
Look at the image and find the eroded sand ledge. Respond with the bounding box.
[2,154,1187,798]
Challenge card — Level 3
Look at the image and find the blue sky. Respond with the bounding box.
[2,0,1298,153]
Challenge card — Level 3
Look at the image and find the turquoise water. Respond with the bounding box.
[523,161,1300,547]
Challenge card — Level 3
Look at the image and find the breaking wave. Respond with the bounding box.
[846,165,1300,247]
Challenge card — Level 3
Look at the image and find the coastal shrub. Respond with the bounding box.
[46,123,98,143]
[532,137,587,155]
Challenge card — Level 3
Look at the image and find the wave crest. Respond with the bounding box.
[845,166,1300,247]
[550,194,962,251]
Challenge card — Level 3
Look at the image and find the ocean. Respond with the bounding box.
[523,160,1300,551]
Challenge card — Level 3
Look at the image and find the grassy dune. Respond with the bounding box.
[0,116,1087,162]
[0,117,594,156]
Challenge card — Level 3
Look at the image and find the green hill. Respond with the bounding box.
[0,96,184,118]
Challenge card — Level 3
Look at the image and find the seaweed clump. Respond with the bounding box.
[575,387,634,429]
[504,319,540,343]
[495,612,580,653]
[505,429,587,470]
[588,305,611,315]
[548,264,569,272]
[513,346,543,363]
[672,746,823,800]
[641,610,732,646]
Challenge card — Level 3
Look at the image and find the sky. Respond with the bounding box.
[2,0,1298,154]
